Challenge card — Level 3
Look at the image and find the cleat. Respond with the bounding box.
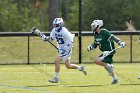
[111,79,119,84]
[48,77,58,83]
[137,76,140,79]
[79,65,87,75]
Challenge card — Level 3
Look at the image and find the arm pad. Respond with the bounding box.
[110,35,120,43]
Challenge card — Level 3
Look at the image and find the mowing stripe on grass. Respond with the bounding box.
[0,84,51,92]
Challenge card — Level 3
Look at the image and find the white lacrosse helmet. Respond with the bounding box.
[91,20,103,31]
[53,18,64,30]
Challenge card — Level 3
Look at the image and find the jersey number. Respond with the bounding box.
[56,37,64,44]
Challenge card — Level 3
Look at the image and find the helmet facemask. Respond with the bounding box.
[53,24,60,30]
[53,18,64,30]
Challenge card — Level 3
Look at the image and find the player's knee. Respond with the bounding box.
[64,59,71,69]
[95,61,100,65]
[54,57,61,64]
[65,65,71,69]
[54,60,59,64]
[95,58,102,65]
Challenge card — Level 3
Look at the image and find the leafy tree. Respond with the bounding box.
[0,0,44,32]
[61,0,79,31]
[92,0,140,30]
[82,0,95,31]
[1,0,140,32]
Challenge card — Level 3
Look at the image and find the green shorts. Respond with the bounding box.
[99,54,114,64]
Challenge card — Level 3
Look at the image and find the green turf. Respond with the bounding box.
[0,63,140,93]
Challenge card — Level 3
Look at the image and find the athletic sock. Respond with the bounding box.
[54,72,59,78]
[106,63,111,68]
[77,66,81,71]
[113,75,118,80]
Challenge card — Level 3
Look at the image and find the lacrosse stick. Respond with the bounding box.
[108,46,121,55]
[31,27,58,50]
[102,46,121,59]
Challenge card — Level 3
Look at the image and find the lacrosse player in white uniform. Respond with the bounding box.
[31,18,87,83]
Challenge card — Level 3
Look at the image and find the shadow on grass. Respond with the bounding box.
[27,84,57,87]
[120,83,140,86]
[27,84,109,88]
[27,83,140,88]
[67,84,110,87]
[0,84,50,92]
[67,83,140,87]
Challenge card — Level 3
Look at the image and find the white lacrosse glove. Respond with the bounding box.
[103,51,110,57]
[118,41,126,48]
[31,27,49,42]
[43,36,50,42]
[87,44,94,51]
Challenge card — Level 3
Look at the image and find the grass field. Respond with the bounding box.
[0,35,140,64]
[0,63,140,93]
[0,35,140,93]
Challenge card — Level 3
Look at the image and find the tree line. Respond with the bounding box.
[0,0,140,32]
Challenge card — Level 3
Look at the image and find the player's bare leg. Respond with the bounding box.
[48,56,62,83]
[65,60,78,69]
[64,60,87,75]
[95,58,107,66]
[95,58,119,84]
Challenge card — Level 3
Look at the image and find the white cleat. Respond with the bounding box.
[48,77,59,83]
[111,79,119,84]
[137,76,140,79]
[79,65,87,75]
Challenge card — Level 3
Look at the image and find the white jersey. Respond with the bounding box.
[50,27,75,50]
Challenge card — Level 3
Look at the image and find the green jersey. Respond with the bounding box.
[93,28,116,54]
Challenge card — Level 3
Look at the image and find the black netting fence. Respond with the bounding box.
[0,32,140,64]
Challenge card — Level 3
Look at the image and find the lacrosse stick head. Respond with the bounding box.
[31,27,41,35]
[31,27,37,34]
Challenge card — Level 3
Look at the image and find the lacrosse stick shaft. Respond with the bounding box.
[109,46,121,54]
[32,28,58,50]
[39,33,58,50]
[47,40,58,50]
[103,46,121,59]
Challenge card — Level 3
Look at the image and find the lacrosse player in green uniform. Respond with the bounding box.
[87,20,126,84]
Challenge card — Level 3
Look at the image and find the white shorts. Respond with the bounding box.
[59,49,72,61]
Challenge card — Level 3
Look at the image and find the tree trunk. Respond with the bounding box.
[48,0,59,30]
[17,0,22,15]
